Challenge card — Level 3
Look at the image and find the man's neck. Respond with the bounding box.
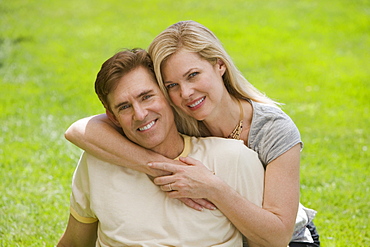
[151,132,184,159]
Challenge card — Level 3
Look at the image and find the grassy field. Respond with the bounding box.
[0,0,369,246]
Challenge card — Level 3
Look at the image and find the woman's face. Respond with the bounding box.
[161,49,227,121]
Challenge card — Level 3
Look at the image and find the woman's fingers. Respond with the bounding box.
[192,198,216,210]
[149,162,186,186]
[179,156,200,165]
[148,162,182,173]
[147,168,172,178]
[153,174,174,186]
[150,157,217,200]
[160,183,174,192]
[177,198,206,211]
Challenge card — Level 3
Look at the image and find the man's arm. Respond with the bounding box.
[57,214,98,247]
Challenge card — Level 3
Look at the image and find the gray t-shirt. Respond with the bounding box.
[248,100,302,168]
[245,100,316,244]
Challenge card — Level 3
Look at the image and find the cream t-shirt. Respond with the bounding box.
[70,135,264,247]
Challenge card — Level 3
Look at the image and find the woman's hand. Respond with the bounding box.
[148,157,217,211]
[149,156,220,203]
[177,198,216,211]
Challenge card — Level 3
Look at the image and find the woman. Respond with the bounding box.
[65,21,319,246]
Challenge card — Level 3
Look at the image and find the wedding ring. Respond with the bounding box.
[169,183,173,191]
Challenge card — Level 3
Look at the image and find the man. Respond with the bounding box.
[57,49,264,246]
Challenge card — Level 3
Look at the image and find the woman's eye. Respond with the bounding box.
[189,72,198,78]
[166,83,178,90]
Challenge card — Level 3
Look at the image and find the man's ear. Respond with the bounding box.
[106,109,121,128]
[216,58,226,77]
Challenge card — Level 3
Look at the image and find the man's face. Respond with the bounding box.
[106,66,177,150]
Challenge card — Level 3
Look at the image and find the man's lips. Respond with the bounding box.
[137,119,157,131]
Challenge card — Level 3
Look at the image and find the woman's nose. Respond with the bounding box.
[180,83,194,99]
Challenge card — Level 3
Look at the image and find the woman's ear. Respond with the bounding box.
[216,59,227,76]
[106,109,121,128]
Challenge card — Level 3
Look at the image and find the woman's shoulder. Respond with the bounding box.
[248,100,302,166]
[250,100,288,121]
[249,100,297,131]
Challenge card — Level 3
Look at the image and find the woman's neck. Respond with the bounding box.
[203,96,251,139]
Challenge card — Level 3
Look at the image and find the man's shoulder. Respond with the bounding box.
[80,151,107,165]
[193,136,243,144]
[185,136,261,169]
[189,136,251,154]
[78,151,127,171]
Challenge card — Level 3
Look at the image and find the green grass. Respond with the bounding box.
[1,0,369,246]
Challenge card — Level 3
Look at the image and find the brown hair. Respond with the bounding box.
[95,48,154,112]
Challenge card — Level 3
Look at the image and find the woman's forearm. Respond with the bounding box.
[65,114,172,176]
[154,163,295,246]
[210,183,295,247]
[210,145,301,247]
[152,146,301,246]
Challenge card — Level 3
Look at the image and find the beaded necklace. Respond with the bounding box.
[227,100,244,140]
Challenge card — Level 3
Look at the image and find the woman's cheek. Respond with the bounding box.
[169,94,182,108]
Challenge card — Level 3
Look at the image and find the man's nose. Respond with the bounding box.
[133,104,148,121]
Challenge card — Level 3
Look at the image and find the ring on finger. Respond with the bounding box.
[169,183,173,191]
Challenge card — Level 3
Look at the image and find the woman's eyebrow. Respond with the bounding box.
[182,68,195,78]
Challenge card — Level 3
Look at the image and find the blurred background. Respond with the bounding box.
[1,0,369,246]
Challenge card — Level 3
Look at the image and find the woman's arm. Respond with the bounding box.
[214,144,300,247]
[65,114,216,211]
[151,144,301,247]
[65,114,172,177]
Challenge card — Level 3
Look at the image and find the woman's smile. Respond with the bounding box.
[162,49,227,121]
[187,96,206,110]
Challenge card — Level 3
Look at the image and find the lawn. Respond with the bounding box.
[0,0,369,246]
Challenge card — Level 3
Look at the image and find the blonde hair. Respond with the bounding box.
[148,20,278,136]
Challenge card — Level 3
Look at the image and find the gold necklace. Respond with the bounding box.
[228,99,244,140]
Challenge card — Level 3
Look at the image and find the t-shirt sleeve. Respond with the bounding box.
[249,102,302,167]
[70,152,98,223]
[261,114,302,165]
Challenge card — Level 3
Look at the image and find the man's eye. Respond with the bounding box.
[119,105,130,111]
[143,95,153,100]
[166,83,178,90]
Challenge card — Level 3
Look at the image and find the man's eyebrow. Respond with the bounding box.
[113,89,154,110]
[114,101,129,110]
[137,89,153,98]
